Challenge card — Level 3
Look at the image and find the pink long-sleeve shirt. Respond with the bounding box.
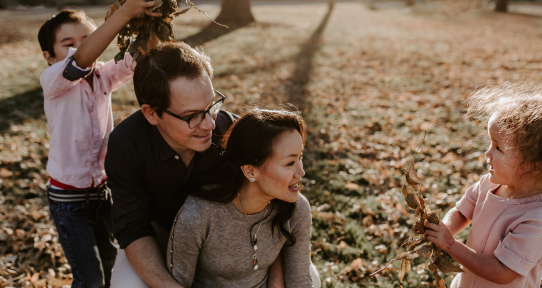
[40,48,136,188]
[452,174,542,288]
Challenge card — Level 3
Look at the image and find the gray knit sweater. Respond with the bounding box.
[166,193,313,288]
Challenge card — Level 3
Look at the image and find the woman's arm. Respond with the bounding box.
[424,221,520,284]
[281,196,313,288]
[268,253,285,288]
[167,200,206,287]
[442,207,471,236]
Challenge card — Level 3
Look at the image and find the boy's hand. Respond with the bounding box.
[118,0,163,20]
[424,221,457,252]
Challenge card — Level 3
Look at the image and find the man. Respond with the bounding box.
[106,42,322,287]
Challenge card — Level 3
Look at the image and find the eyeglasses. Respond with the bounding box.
[163,89,226,129]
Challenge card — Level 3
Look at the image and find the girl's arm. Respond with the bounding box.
[424,221,520,284]
[442,207,471,236]
[72,0,161,68]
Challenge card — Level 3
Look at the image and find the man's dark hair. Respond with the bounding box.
[38,9,96,58]
[133,42,214,117]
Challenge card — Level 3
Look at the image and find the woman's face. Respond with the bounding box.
[254,129,305,203]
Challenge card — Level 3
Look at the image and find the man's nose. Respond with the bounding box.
[198,112,216,131]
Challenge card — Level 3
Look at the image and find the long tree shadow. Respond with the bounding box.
[0,88,45,133]
[285,5,334,110]
[178,22,249,47]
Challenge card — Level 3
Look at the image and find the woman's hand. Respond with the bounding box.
[424,221,457,252]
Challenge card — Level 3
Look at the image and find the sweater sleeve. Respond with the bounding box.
[494,216,542,276]
[167,197,207,287]
[282,194,313,288]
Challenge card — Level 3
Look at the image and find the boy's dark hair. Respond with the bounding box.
[38,9,96,58]
[133,42,213,117]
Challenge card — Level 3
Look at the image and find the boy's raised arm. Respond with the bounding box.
[73,0,161,68]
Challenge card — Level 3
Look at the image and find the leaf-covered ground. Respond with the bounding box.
[1,2,542,287]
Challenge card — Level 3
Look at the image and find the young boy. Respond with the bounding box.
[37,1,160,287]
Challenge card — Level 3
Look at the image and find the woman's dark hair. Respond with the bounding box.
[195,107,307,245]
[133,42,213,117]
[38,9,96,58]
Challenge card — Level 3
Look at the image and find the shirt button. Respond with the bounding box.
[174,155,179,160]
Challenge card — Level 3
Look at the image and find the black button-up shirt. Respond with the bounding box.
[105,110,238,249]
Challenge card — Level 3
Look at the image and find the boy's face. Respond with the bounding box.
[43,21,96,66]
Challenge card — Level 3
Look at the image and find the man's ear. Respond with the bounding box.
[141,104,161,125]
[43,51,56,66]
[240,164,258,182]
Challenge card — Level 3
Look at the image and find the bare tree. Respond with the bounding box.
[495,0,507,12]
[214,0,255,26]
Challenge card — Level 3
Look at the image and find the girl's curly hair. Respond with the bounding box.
[466,83,542,173]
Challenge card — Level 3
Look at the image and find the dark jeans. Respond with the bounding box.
[49,192,118,288]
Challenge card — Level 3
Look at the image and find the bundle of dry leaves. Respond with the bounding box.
[371,133,464,287]
[106,0,226,63]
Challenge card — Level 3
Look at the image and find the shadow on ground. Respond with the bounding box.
[179,22,249,47]
[285,4,334,109]
[0,88,45,134]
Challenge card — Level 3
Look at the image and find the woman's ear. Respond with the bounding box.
[240,165,258,182]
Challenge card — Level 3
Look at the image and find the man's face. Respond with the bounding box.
[154,74,217,157]
[44,21,96,66]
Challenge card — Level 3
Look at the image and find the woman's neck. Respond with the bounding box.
[232,183,272,215]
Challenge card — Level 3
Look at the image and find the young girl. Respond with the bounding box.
[424,85,542,287]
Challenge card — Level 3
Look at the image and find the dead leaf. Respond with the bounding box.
[436,257,464,273]
[427,209,441,225]
[345,182,360,190]
[398,258,410,281]
[405,192,419,210]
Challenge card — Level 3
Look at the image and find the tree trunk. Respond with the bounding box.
[495,0,507,12]
[214,0,255,26]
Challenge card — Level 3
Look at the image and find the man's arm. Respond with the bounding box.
[73,0,161,68]
[125,236,183,288]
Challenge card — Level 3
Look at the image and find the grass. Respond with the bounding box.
[1,2,542,287]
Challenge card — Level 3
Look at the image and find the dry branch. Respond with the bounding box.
[370,131,463,286]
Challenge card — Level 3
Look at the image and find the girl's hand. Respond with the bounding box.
[119,0,163,20]
[424,221,457,252]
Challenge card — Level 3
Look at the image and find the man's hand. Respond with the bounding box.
[125,236,184,288]
[424,221,457,252]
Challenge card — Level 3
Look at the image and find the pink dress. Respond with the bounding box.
[452,174,542,288]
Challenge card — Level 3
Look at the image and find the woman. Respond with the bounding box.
[167,107,313,288]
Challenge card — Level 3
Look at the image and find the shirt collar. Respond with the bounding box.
[153,126,210,162]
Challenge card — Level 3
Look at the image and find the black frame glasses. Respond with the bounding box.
[163,89,226,129]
